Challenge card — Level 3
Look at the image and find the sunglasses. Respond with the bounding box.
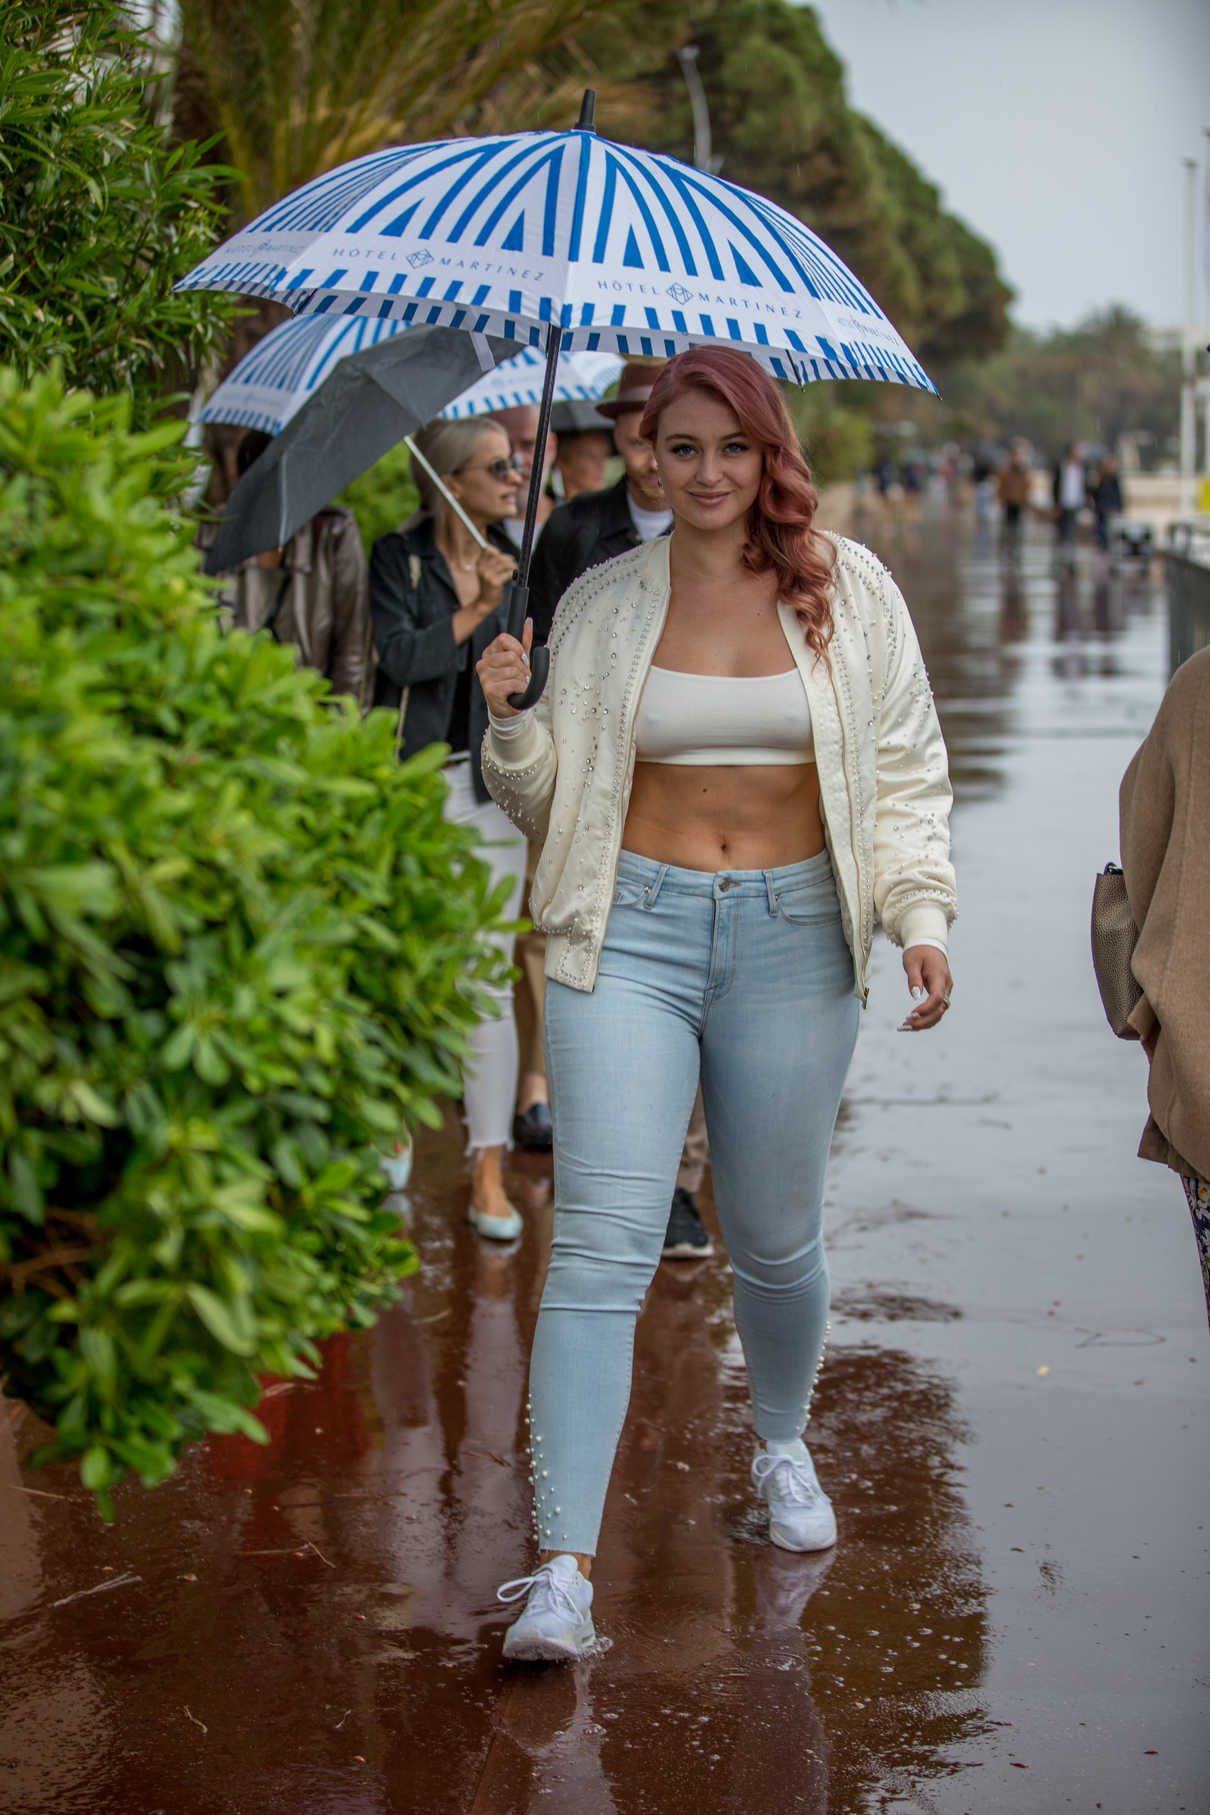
[461,454,523,481]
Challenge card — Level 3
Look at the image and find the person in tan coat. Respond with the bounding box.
[1119,645,1210,1326]
[995,443,1032,557]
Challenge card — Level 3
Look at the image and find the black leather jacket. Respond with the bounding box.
[370,516,516,799]
[526,476,646,643]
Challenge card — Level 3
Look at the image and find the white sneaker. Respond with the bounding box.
[497,1554,596,1662]
[751,1439,837,1552]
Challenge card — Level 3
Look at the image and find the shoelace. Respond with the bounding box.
[496,1562,584,1621]
[752,1452,822,1505]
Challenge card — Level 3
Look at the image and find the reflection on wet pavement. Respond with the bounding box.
[0,1130,986,1814]
[3,512,1207,1814]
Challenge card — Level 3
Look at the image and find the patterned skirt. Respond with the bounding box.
[1182,1175,1210,1331]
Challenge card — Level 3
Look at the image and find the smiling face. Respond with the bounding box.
[652,388,765,535]
[446,425,519,528]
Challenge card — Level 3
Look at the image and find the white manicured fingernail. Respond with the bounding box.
[911,986,926,1002]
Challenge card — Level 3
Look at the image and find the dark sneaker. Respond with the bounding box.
[513,1102,554,1151]
[498,1554,596,1662]
[661,1187,714,1259]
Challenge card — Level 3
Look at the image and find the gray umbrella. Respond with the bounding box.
[202,321,522,573]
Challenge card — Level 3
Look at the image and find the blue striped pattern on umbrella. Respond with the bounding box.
[200,314,405,432]
[439,347,621,419]
[180,130,935,393]
[202,317,621,435]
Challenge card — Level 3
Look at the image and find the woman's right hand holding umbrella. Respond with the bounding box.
[477,619,534,719]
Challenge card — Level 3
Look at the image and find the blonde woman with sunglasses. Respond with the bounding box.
[370,417,527,1240]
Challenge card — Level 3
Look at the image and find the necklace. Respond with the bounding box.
[439,533,479,573]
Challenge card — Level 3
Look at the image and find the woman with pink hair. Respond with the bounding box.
[477,348,956,1661]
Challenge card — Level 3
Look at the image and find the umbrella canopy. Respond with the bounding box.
[203,316,621,436]
[181,95,934,702]
[439,346,622,420]
[178,126,934,394]
[200,321,520,572]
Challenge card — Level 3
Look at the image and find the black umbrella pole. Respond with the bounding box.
[504,320,562,708]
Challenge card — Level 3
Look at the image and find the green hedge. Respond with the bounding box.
[0,0,233,422]
[0,369,513,1515]
[334,439,421,551]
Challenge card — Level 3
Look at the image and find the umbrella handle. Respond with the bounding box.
[502,578,549,710]
[507,643,549,712]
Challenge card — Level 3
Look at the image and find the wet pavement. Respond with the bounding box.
[3,505,1208,1814]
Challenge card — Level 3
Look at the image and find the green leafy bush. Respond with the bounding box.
[334,439,421,551]
[0,0,233,420]
[0,368,513,1514]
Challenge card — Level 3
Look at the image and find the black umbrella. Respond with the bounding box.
[202,322,522,575]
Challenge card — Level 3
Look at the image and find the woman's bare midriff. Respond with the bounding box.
[622,761,826,872]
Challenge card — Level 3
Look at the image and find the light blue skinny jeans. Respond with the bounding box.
[532,847,861,1557]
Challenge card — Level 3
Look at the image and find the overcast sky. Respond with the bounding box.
[806,0,1210,332]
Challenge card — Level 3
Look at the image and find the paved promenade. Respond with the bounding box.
[2,507,1206,1814]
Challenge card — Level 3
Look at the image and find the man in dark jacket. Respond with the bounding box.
[526,363,714,1263]
[526,361,674,643]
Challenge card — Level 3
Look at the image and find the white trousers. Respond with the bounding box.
[442,759,527,1152]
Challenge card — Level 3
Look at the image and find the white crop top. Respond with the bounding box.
[634,665,814,766]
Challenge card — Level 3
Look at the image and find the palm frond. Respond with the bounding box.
[178,0,630,219]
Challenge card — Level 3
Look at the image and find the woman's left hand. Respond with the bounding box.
[898,946,954,1032]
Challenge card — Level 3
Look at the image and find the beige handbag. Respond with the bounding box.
[1091,862,1141,1039]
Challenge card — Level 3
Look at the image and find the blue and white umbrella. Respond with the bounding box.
[179,123,933,394]
[181,93,934,702]
[203,315,622,434]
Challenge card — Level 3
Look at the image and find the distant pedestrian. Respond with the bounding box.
[479,348,956,1662]
[971,449,996,534]
[368,418,528,1240]
[1091,454,1124,553]
[1052,442,1086,558]
[995,444,1032,558]
[204,429,374,710]
[1118,647,1210,1330]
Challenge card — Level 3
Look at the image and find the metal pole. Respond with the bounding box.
[1181,157,1197,519]
[1202,129,1210,512]
[677,46,715,174]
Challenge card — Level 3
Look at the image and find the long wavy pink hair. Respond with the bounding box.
[638,348,836,658]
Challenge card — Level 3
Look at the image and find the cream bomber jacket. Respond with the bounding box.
[481,533,956,1000]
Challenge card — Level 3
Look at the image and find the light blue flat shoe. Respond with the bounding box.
[467,1201,522,1242]
[378,1139,413,1191]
